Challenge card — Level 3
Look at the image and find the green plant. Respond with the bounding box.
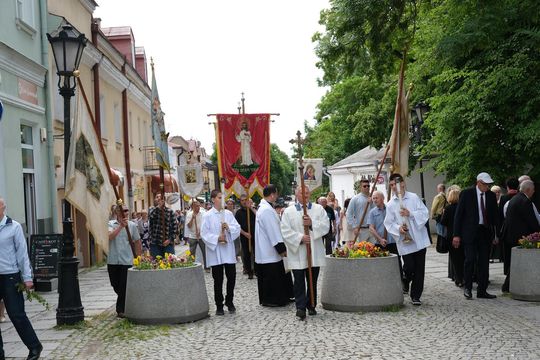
[16,283,51,310]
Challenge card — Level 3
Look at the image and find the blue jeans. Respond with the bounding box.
[0,273,41,355]
[149,243,175,258]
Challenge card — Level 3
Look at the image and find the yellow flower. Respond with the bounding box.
[133,258,139,266]
[185,250,191,257]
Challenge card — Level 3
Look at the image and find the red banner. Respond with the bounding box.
[216,114,270,197]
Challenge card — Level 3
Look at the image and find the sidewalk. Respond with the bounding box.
[3,245,540,359]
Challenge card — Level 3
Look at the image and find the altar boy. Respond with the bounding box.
[201,190,241,315]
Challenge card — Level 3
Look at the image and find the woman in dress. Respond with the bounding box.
[440,189,464,287]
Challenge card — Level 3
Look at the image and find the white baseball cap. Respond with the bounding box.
[477,172,494,184]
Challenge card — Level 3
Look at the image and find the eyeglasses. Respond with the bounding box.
[362,185,370,188]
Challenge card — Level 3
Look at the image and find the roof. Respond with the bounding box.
[327,145,387,171]
[101,26,133,38]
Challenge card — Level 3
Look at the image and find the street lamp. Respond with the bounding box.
[47,24,87,326]
[410,102,430,205]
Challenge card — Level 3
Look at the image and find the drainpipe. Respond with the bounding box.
[40,0,59,232]
[121,60,133,209]
[91,18,101,137]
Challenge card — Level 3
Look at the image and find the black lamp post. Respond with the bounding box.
[411,102,430,204]
[47,24,87,326]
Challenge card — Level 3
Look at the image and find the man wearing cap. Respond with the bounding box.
[453,172,500,300]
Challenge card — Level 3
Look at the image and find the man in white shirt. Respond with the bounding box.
[201,190,241,315]
[255,185,293,307]
[384,173,431,306]
[281,186,329,320]
[184,200,207,270]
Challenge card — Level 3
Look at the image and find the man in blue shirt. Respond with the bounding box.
[368,191,404,289]
[0,197,42,359]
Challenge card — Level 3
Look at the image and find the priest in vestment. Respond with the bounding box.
[281,186,329,320]
[255,184,294,307]
[201,189,241,316]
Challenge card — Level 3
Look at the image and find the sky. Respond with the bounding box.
[94,0,330,157]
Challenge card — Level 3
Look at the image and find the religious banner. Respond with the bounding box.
[216,114,271,198]
[177,153,204,198]
[150,60,170,169]
[65,92,116,254]
[389,56,411,176]
[297,158,323,191]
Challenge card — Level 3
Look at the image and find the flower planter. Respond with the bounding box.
[321,254,404,312]
[125,263,209,324]
[510,247,540,301]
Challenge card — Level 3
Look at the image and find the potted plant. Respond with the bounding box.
[321,242,404,312]
[124,251,209,324]
[510,232,540,301]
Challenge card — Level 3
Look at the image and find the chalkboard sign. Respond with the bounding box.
[30,234,62,279]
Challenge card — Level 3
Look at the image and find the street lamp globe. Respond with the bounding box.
[47,25,87,77]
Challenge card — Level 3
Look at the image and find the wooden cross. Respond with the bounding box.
[289,130,315,309]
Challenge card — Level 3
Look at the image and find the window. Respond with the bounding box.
[20,124,34,169]
[15,0,36,36]
[137,116,142,148]
[114,103,121,144]
[100,95,107,139]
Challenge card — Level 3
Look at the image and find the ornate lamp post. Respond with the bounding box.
[410,102,430,205]
[47,24,87,325]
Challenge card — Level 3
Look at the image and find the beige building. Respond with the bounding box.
[47,0,154,265]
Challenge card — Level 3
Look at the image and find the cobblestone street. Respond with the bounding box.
[3,247,540,359]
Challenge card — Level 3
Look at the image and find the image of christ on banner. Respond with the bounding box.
[216,114,270,198]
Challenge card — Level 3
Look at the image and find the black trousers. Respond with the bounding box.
[292,267,320,311]
[502,241,518,290]
[240,237,254,275]
[381,243,403,280]
[463,226,491,293]
[449,244,465,285]
[402,248,426,300]
[323,234,334,255]
[211,263,236,308]
[107,264,131,314]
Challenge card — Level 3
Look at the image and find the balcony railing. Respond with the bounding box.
[143,146,160,171]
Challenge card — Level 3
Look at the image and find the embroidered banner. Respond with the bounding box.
[297,158,323,191]
[216,114,270,198]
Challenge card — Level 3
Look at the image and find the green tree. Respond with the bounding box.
[309,0,540,187]
[270,144,295,196]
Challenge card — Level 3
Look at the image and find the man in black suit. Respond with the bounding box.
[453,172,500,299]
[498,178,519,278]
[501,180,540,292]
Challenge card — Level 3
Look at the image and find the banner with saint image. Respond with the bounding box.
[216,114,270,198]
[297,158,323,191]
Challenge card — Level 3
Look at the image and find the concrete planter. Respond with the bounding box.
[125,263,209,324]
[321,254,404,312]
[510,247,540,301]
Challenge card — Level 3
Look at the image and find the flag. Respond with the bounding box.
[177,156,204,198]
[298,158,323,191]
[65,92,116,254]
[389,57,411,176]
[150,60,170,169]
[216,114,271,198]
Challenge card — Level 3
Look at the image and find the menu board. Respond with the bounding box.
[30,234,62,278]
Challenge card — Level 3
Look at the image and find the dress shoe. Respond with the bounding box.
[215,308,225,316]
[248,274,254,280]
[464,289,472,299]
[477,292,497,299]
[27,344,43,360]
[295,309,306,320]
[225,303,236,313]
[307,308,317,316]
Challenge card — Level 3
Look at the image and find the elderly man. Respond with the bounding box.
[281,186,329,320]
[501,180,540,292]
[0,197,42,360]
[453,172,500,300]
[185,200,207,270]
[383,174,431,306]
[346,179,374,243]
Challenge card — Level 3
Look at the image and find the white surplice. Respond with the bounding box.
[255,199,284,264]
[280,202,329,269]
[201,207,241,266]
[383,191,431,256]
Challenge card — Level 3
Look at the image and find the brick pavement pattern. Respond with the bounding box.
[3,247,540,359]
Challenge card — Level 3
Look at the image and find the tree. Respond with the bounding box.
[270,144,295,196]
[309,0,540,187]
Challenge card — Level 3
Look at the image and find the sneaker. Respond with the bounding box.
[225,303,236,313]
[117,312,125,318]
[215,308,225,316]
[307,308,317,316]
[295,309,306,320]
[411,298,422,306]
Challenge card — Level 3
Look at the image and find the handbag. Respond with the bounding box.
[436,234,449,254]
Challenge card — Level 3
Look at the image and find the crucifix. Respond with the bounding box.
[289,130,315,309]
